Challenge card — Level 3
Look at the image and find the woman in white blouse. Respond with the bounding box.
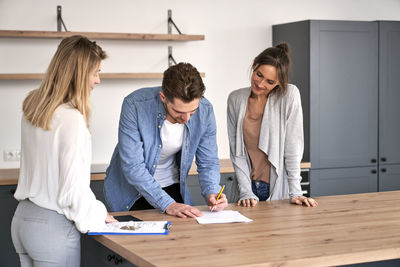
[11,35,116,267]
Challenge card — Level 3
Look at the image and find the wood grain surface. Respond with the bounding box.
[0,30,204,41]
[93,190,400,267]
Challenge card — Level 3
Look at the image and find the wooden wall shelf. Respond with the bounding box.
[0,12,205,81]
[0,72,205,80]
[0,30,204,41]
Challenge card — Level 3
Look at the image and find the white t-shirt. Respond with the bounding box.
[14,103,107,233]
[153,119,184,187]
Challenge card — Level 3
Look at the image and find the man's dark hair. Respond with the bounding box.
[162,62,205,103]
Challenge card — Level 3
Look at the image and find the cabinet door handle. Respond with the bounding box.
[381,168,387,173]
[381,157,387,162]
[107,254,123,265]
[227,176,233,181]
[114,255,123,265]
[371,169,377,174]
[107,254,114,262]
[371,158,377,163]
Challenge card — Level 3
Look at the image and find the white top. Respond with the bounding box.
[14,103,107,233]
[153,119,184,187]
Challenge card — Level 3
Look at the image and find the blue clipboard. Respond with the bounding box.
[88,221,171,235]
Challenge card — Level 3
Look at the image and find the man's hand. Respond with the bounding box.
[165,202,203,218]
[207,193,228,212]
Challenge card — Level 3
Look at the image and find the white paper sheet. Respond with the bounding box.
[195,210,253,224]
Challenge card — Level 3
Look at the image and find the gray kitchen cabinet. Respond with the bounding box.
[300,170,310,197]
[379,22,400,166]
[83,176,237,267]
[1,180,136,267]
[0,185,19,267]
[342,259,400,267]
[273,20,400,196]
[187,173,235,205]
[189,171,310,201]
[220,173,235,202]
[186,174,204,205]
[81,180,135,267]
[273,20,379,169]
[310,167,378,197]
[378,22,400,191]
[378,165,400,192]
[82,234,136,267]
[90,179,109,210]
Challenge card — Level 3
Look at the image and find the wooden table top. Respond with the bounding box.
[93,190,400,267]
[0,159,312,185]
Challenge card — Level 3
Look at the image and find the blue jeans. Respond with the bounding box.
[251,180,270,201]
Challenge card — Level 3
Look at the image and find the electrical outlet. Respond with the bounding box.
[15,149,21,161]
[3,149,20,161]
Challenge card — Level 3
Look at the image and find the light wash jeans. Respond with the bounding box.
[11,200,80,267]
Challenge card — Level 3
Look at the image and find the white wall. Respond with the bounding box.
[1,0,399,168]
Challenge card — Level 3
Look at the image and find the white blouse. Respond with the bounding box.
[14,103,107,233]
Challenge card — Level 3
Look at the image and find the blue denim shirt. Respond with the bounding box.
[104,86,221,212]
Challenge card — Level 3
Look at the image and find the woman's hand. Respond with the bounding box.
[237,198,258,207]
[290,196,318,207]
[105,213,118,223]
[207,193,228,212]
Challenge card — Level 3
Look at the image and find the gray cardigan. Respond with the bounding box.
[227,84,304,201]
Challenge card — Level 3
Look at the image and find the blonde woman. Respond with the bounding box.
[11,35,116,267]
[227,43,318,208]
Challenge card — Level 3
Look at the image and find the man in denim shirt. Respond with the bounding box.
[104,63,228,218]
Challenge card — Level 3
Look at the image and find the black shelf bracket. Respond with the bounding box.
[168,46,177,67]
[57,5,69,32]
[168,9,182,35]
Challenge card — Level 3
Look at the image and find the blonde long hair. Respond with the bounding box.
[23,35,107,130]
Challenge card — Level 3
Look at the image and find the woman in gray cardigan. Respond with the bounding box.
[227,43,317,207]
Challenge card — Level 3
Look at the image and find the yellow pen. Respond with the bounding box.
[211,185,225,212]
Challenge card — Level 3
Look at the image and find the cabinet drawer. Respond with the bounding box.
[82,235,136,267]
[310,167,378,197]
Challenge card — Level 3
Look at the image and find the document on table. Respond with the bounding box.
[88,221,171,235]
[195,210,252,224]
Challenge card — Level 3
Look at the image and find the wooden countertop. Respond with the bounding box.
[0,159,311,186]
[93,190,400,267]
